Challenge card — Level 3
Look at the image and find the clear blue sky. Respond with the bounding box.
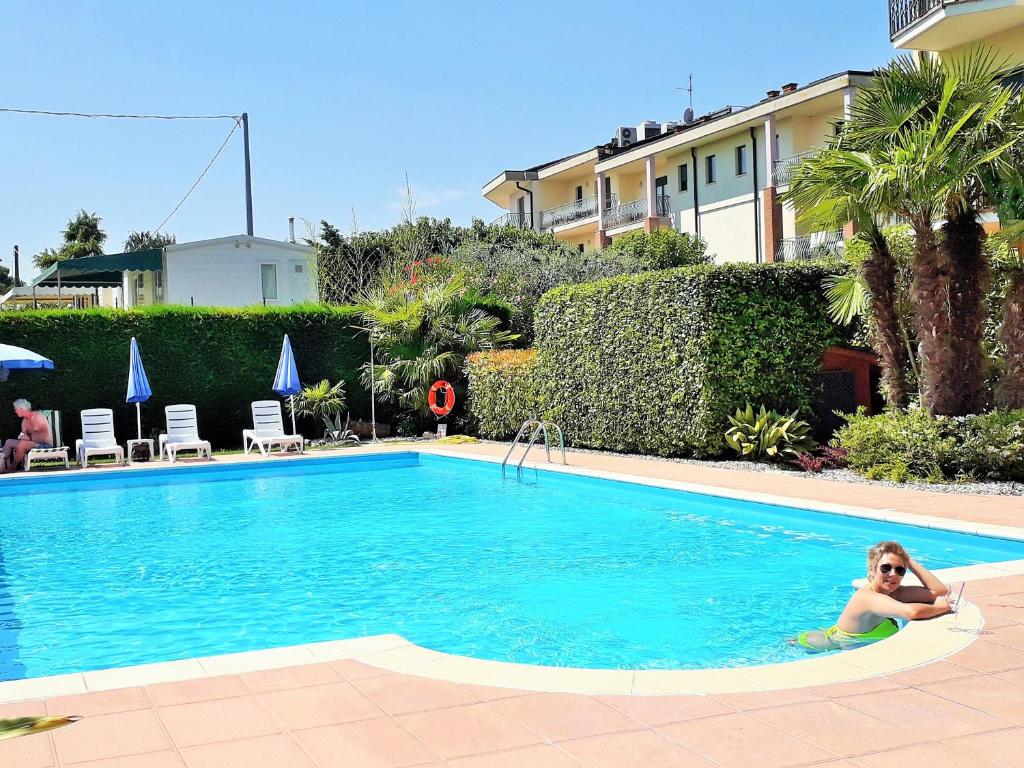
[1,1,896,281]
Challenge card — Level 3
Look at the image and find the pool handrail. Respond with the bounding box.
[501,419,566,479]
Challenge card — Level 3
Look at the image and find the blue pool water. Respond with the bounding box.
[1,452,1023,681]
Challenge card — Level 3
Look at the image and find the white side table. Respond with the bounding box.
[126,438,155,464]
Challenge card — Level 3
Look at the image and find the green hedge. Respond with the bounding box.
[0,305,369,448]
[532,262,844,457]
[837,408,1024,482]
[466,349,540,438]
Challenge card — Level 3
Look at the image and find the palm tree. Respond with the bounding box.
[785,148,911,408]
[992,221,1024,408]
[353,275,518,418]
[34,210,108,269]
[844,52,1023,415]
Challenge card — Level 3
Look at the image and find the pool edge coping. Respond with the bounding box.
[0,444,1016,701]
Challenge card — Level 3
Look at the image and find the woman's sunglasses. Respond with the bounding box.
[879,563,907,576]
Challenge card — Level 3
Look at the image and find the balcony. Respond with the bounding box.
[776,231,845,262]
[772,150,818,187]
[489,212,533,229]
[539,195,599,231]
[604,196,672,230]
[889,0,943,39]
[889,0,1024,49]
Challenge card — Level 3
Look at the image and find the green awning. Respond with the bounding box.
[33,249,163,287]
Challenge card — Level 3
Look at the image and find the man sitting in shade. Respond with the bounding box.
[2,399,53,472]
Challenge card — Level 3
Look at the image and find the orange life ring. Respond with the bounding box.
[428,380,456,417]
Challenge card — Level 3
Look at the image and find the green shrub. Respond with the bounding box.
[0,305,370,448]
[465,349,540,439]
[533,262,844,456]
[605,228,712,270]
[724,403,816,461]
[837,408,1024,482]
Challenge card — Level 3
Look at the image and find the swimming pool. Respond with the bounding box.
[1,451,1022,681]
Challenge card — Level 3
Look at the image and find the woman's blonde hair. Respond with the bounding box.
[867,541,909,572]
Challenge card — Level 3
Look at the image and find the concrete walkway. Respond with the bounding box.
[3,445,1023,767]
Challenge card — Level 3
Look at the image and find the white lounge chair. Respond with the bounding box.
[24,410,70,471]
[158,404,212,463]
[75,408,126,468]
[243,400,305,457]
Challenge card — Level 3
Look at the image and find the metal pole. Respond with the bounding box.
[289,394,297,436]
[13,245,20,287]
[242,112,254,236]
[136,402,142,441]
[369,338,378,441]
[32,283,37,310]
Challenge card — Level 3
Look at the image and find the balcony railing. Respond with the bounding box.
[604,196,671,229]
[772,150,819,187]
[539,195,599,230]
[776,230,845,262]
[489,212,533,229]
[889,0,944,39]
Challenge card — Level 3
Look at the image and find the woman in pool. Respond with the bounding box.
[793,541,952,651]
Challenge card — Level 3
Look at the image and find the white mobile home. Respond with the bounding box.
[32,235,316,309]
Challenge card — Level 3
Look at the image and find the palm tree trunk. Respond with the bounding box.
[862,232,909,408]
[999,266,1024,409]
[942,209,989,415]
[911,217,960,415]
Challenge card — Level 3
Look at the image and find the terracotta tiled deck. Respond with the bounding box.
[3,444,1024,767]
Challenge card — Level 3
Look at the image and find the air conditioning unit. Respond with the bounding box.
[661,121,680,134]
[637,120,661,140]
[616,126,635,148]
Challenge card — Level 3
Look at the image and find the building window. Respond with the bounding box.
[577,243,585,254]
[735,145,748,176]
[655,175,668,199]
[705,154,717,185]
[134,273,146,305]
[678,163,688,192]
[154,270,164,303]
[603,175,613,209]
[260,263,279,302]
[575,185,584,202]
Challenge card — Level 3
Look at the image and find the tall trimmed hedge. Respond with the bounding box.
[0,306,369,448]
[533,262,844,457]
[466,349,540,438]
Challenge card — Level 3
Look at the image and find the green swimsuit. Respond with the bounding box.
[796,617,899,652]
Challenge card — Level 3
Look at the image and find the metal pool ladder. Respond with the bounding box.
[501,419,566,479]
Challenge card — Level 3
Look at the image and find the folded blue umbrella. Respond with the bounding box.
[273,334,301,434]
[126,337,152,440]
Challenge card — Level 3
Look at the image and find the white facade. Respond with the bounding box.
[122,235,315,309]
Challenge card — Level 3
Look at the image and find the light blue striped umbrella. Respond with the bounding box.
[273,334,300,434]
[0,344,53,381]
[126,337,152,440]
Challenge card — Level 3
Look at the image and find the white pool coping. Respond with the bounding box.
[0,445,1019,701]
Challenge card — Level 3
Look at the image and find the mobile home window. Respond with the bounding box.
[678,163,688,192]
[705,154,717,185]
[735,145,748,176]
[260,263,279,302]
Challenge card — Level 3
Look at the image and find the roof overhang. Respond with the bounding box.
[482,170,540,205]
[33,248,163,287]
[482,148,601,205]
[595,72,873,173]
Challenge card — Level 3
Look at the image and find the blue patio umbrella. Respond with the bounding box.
[0,344,54,382]
[273,334,300,434]
[126,337,152,440]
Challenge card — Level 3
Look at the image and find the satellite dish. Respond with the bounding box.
[683,107,695,124]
